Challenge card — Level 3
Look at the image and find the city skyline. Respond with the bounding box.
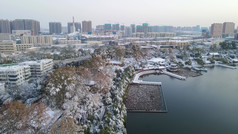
[1,0,238,28]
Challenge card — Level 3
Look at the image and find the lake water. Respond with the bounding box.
[127,67,238,134]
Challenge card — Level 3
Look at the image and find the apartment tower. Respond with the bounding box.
[49,22,62,34]
[223,22,235,37]
[0,19,11,33]
[211,23,223,38]
[82,21,92,33]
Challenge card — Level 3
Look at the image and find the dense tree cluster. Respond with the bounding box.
[92,46,126,61]
[0,101,48,133]
[45,57,113,109]
[191,47,205,58]
[219,41,237,50]
[210,44,218,51]
[44,55,135,133]
[51,117,77,134]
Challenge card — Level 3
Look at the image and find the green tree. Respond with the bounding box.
[232,41,237,49]
[177,61,184,67]
[219,41,236,49]
[185,60,192,65]
[210,44,217,51]
[196,58,205,66]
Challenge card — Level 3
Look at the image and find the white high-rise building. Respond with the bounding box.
[16,44,33,51]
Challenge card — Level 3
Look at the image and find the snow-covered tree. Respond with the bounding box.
[51,117,77,134]
[115,46,125,60]
[132,44,143,61]
[45,67,77,108]
[93,71,113,94]
[0,101,48,133]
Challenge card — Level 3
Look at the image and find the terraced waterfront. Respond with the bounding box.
[127,67,238,134]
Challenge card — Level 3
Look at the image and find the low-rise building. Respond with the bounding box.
[19,59,53,77]
[55,38,81,44]
[132,32,176,38]
[0,40,17,55]
[16,44,33,51]
[82,34,115,42]
[20,36,53,45]
[209,52,220,58]
[25,47,39,52]
[152,40,190,46]
[147,32,176,37]
[132,32,145,38]
[12,30,32,36]
[0,65,31,86]
[86,41,103,44]
[106,60,123,66]
[148,58,166,65]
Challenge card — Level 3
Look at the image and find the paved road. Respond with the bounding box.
[54,55,91,64]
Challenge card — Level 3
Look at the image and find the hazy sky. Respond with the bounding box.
[1,0,238,28]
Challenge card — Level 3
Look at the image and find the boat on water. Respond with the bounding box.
[200,68,208,72]
[192,67,207,72]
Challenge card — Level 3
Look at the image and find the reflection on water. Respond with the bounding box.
[127,68,238,134]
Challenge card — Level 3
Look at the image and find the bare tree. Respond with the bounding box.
[45,67,76,108]
[83,56,106,74]
[132,45,143,61]
[51,117,77,134]
[30,101,47,131]
[115,46,125,60]
[0,101,33,133]
[93,71,112,93]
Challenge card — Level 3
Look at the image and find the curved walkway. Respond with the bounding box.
[132,70,162,85]
[132,69,186,84]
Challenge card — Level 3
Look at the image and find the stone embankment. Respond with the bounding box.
[215,64,236,69]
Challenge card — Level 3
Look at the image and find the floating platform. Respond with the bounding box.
[125,83,167,113]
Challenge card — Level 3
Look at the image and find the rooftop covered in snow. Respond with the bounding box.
[148,58,165,63]
[20,59,53,65]
[0,65,30,72]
